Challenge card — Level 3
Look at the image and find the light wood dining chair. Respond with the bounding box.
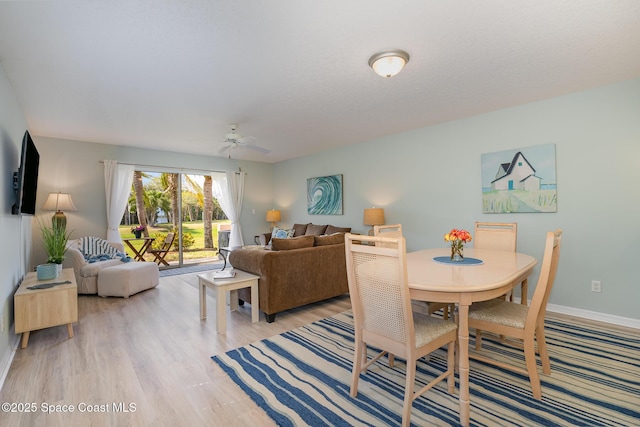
[345,233,458,427]
[474,221,527,304]
[374,224,451,319]
[373,224,403,247]
[468,229,563,400]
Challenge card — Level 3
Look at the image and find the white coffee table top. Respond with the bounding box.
[198,269,259,286]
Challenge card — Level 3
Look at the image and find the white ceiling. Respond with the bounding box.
[1,1,639,163]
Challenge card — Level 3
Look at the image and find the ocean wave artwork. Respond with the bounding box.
[307,174,343,215]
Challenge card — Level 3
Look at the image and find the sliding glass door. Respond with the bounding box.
[120,170,228,269]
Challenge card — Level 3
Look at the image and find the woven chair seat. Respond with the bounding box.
[469,299,529,329]
[414,313,458,347]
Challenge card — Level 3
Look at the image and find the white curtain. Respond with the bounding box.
[104,160,135,243]
[212,171,245,247]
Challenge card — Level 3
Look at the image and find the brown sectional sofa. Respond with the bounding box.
[229,223,350,322]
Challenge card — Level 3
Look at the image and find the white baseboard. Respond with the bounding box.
[545,302,640,329]
[508,297,640,329]
[0,332,20,391]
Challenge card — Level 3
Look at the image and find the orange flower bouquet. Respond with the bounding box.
[444,228,472,261]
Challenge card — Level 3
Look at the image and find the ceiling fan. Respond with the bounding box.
[217,124,270,157]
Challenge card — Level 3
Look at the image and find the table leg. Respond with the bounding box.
[21,331,30,349]
[67,323,74,338]
[251,280,259,323]
[137,242,148,261]
[199,279,207,319]
[216,287,226,334]
[229,290,238,311]
[124,241,142,261]
[458,303,470,427]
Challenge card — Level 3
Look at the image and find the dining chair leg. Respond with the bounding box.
[388,353,395,367]
[402,358,417,427]
[536,324,551,375]
[351,339,364,397]
[524,336,542,399]
[475,330,483,351]
[447,341,455,393]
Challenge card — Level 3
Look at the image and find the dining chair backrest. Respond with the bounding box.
[161,232,175,249]
[474,221,517,252]
[345,233,413,355]
[526,229,563,327]
[373,224,403,248]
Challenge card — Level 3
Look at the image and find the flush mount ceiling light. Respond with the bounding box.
[368,49,410,78]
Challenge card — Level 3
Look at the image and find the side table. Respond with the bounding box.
[198,270,259,334]
[14,268,78,348]
[122,237,156,261]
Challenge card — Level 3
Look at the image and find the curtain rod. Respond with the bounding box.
[98,160,245,175]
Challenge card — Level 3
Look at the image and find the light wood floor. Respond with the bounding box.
[0,273,351,427]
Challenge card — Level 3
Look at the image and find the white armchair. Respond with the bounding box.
[66,239,124,294]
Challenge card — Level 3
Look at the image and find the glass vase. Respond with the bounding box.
[451,243,464,261]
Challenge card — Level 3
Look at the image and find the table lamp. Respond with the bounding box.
[42,192,77,230]
[265,209,281,230]
[363,207,385,235]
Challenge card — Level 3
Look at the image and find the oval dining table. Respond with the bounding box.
[406,247,537,427]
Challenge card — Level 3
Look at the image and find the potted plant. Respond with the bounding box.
[131,225,145,238]
[40,221,72,272]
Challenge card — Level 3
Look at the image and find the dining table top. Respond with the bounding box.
[406,247,538,293]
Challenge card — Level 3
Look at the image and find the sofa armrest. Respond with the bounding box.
[229,248,270,276]
[66,246,87,272]
[258,232,272,246]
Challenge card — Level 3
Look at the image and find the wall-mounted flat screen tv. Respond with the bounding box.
[12,130,40,215]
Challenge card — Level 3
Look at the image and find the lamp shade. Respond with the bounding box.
[42,192,77,212]
[363,207,385,226]
[369,50,410,78]
[265,209,281,223]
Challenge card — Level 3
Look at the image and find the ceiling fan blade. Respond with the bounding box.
[243,144,271,154]
[217,145,230,155]
[238,135,256,143]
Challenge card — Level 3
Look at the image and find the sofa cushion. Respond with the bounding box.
[325,225,352,235]
[272,235,314,251]
[292,223,310,237]
[79,259,124,277]
[305,224,328,236]
[314,233,345,246]
[270,227,294,243]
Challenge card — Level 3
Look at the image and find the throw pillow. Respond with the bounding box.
[272,235,314,251]
[270,227,294,241]
[313,233,345,246]
[304,224,328,236]
[292,223,310,237]
[325,225,351,235]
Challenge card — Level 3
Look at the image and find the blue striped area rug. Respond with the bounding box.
[212,311,640,427]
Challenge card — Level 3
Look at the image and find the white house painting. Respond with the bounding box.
[481,144,557,213]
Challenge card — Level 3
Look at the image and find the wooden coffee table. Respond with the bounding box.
[198,269,259,334]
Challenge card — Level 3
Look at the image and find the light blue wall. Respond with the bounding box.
[272,78,640,320]
[0,65,31,366]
